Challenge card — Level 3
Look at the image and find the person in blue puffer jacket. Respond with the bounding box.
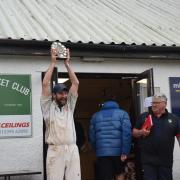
[89,100,132,180]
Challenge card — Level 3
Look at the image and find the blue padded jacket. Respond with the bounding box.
[89,101,132,157]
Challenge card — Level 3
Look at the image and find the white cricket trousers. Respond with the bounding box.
[46,144,81,180]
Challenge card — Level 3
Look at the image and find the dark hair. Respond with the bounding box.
[104,94,116,102]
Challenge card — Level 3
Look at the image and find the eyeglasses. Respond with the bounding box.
[152,101,166,104]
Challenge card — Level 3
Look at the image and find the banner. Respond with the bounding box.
[0,74,32,138]
[169,77,180,117]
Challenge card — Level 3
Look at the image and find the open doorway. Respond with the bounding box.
[73,76,134,180]
[42,70,154,180]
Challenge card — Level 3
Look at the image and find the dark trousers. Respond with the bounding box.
[96,157,125,180]
[142,164,173,180]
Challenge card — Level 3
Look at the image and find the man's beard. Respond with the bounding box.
[56,98,67,108]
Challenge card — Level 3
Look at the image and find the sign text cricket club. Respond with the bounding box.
[0,74,32,138]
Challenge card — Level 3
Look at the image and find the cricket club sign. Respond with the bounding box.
[0,74,32,138]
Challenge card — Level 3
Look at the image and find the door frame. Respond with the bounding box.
[132,68,154,122]
[41,70,154,180]
[131,68,154,180]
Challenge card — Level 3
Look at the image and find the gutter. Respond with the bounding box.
[0,39,180,60]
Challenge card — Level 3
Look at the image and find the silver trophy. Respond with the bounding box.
[51,42,67,60]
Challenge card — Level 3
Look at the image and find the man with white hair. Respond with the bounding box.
[133,93,180,180]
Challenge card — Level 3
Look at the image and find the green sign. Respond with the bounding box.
[0,75,32,138]
[0,75,31,115]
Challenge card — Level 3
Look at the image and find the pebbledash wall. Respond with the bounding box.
[0,55,180,180]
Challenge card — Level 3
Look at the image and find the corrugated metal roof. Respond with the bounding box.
[0,0,180,46]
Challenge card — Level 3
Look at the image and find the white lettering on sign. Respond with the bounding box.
[0,78,10,87]
[12,82,30,95]
[0,78,30,96]
[173,82,180,89]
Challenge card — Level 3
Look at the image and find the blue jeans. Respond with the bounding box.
[142,164,173,180]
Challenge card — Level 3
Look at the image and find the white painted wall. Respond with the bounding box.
[0,55,180,180]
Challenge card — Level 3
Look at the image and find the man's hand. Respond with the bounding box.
[51,48,58,64]
[64,48,70,67]
[141,129,150,137]
[133,128,150,138]
[121,154,127,162]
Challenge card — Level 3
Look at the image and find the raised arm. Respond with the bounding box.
[64,49,79,96]
[42,49,58,96]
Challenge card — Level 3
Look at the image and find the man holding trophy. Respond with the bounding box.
[40,42,81,180]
